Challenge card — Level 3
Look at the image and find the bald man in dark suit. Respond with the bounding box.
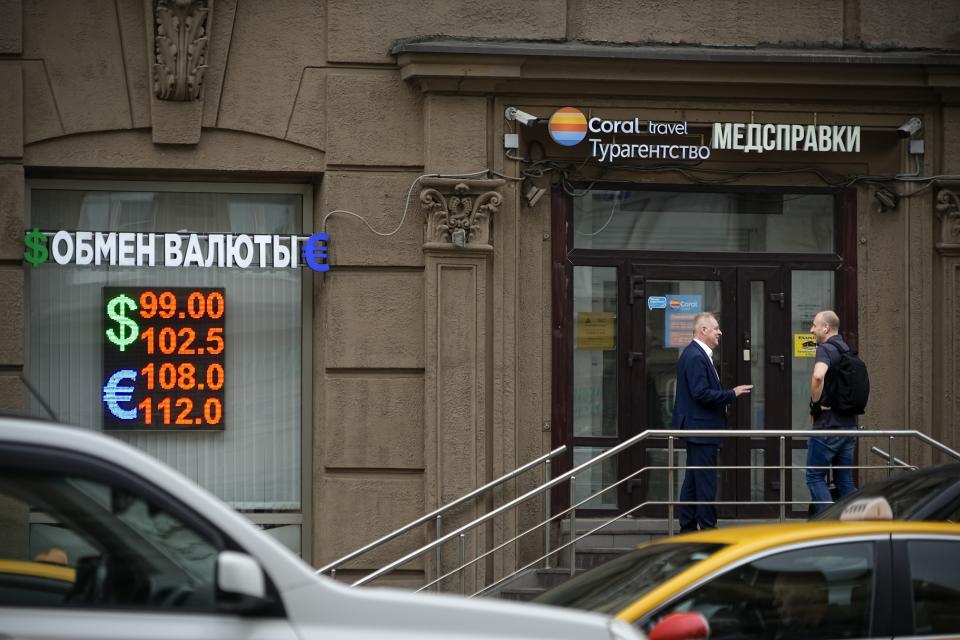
[673,312,752,531]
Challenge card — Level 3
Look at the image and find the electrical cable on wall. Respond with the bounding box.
[318,149,960,250]
[507,149,960,203]
[320,169,523,239]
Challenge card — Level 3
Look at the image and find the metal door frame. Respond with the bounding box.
[551,184,856,517]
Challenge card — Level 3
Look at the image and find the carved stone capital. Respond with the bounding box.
[420,178,505,251]
[153,0,210,101]
[935,181,960,255]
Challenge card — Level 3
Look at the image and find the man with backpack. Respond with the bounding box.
[806,310,869,513]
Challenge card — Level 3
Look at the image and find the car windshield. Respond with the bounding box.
[533,542,724,616]
[813,467,960,521]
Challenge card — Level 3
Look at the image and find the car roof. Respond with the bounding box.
[813,464,960,520]
[657,520,960,545]
[615,520,960,623]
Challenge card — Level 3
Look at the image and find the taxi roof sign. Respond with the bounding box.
[839,496,894,521]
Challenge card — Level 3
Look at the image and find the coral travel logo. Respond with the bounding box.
[669,298,700,311]
[548,107,588,146]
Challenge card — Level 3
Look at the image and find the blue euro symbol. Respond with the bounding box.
[103,369,138,420]
[302,232,330,272]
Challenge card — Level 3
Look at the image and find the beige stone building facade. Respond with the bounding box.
[2,0,960,588]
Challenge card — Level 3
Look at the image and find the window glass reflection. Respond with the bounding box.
[574,191,834,253]
[573,267,618,438]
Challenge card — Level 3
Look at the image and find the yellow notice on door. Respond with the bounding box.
[794,333,817,358]
[577,312,615,350]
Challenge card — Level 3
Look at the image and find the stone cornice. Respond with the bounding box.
[393,39,960,67]
[392,39,960,97]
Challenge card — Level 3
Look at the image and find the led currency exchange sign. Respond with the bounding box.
[102,287,225,431]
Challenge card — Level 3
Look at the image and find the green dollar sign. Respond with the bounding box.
[106,294,139,352]
[23,228,49,267]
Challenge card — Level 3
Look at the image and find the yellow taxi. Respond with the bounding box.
[535,519,960,640]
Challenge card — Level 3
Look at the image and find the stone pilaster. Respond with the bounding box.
[935,180,960,457]
[0,50,24,413]
[420,177,502,592]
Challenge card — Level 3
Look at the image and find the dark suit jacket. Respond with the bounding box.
[672,341,734,445]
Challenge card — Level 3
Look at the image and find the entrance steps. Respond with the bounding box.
[490,516,804,601]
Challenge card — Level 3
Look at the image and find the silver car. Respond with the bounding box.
[0,415,643,640]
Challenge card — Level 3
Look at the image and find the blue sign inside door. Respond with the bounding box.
[665,295,702,348]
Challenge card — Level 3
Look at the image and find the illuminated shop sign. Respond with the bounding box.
[710,123,861,154]
[547,107,862,161]
[23,230,330,272]
[102,287,225,431]
[549,107,709,162]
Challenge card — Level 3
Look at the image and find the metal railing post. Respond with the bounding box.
[888,436,896,478]
[779,436,786,522]
[569,476,576,577]
[318,445,566,577]
[543,459,552,569]
[667,436,675,537]
[459,533,466,595]
[435,515,443,592]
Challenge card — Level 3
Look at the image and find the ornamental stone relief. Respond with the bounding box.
[935,181,960,252]
[153,0,210,101]
[420,178,505,249]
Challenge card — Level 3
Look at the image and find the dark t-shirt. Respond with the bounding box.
[814,335,858,428]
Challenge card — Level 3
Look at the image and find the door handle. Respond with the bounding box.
[768,355,785,370]
[629,275,644,305]
[627,352,643,367]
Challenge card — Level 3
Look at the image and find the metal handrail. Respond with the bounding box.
[419,458,904,595]
[870,446,916,469]
[349,428,960,588]
[417,455,916,593]
[429,457,922,595]
[316,444,566,575]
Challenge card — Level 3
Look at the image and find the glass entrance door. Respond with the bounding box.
[560,186,851,519]
[626,265,789,518]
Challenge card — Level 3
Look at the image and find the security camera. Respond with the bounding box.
[505,107,540,126]
[897,117,922,138]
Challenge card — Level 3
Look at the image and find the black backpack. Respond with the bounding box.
[824,341,870,415]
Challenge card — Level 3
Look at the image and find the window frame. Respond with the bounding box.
[570,185,841,255]
[892,534,960,637]
[0,441,283,616]
[636,535,891,636]
[25,179,314,563]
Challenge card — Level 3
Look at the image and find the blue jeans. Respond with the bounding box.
[806,436,856,513]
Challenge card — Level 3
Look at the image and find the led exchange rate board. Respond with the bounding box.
[102,287,225,431]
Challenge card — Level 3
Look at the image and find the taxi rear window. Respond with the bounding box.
[814,468,960,521]
[533,542,724,616]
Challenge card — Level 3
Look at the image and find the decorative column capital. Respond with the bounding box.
[935,180,960,255]
[420,178,505,251]
[153,0,210,101]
